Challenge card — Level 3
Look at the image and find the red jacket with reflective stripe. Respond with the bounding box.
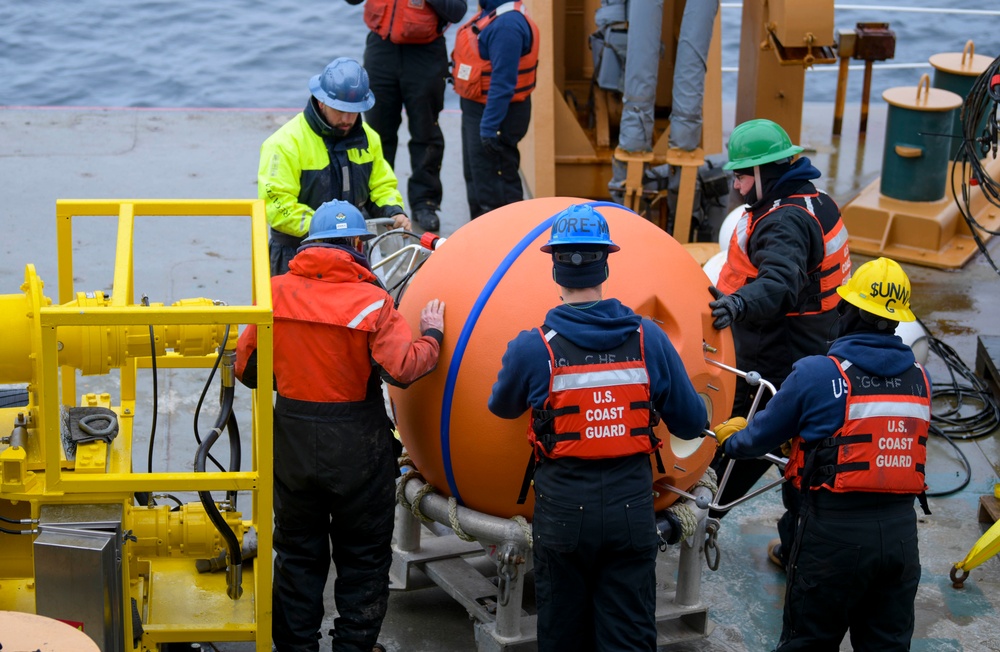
[527,326,661,460]
[235,246,439,402]
[785,356,930,493]
[451,1,539,103]
[718,192,851,315]
[364,0,444,45]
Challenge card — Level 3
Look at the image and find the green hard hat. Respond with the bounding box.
[723,119,804,170]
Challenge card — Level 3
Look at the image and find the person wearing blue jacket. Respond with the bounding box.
[488,205,707,651]
[451,0,539,218]
[714,257,930,652]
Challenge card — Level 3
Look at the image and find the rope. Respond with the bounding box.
[395,454,435,523]
[410,484,437,523]
[448,497,477,542]
[695,466,719,495]
[510,515,533,549]
[666,502,699,541]
[664,468,719,541]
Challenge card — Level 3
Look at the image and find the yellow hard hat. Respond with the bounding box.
[836,257,915,322]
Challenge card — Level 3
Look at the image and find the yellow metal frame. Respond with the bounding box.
[0,199,274,651]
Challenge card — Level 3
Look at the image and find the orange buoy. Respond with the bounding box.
[390,197,735,519]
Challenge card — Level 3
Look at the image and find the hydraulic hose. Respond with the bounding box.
[194,350,244,599]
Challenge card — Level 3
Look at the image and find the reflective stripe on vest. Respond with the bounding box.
[347,299,386,329]
[527,326,661,460]
[717,192,851,315]
[451,1,540,103]
[785,356,930,493]
[552,367,650,392]
[364,0,443,45]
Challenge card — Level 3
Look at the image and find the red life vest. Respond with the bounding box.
[717,192,851,315]
[451,1,540,104]
[527,326,661,461]
[364,0,444,45]
[785,356,930,494]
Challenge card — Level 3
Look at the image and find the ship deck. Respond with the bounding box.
[2,102,999,651]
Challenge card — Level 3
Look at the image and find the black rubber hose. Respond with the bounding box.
[225,410,241,510]
[195,384,242,568]
[193,326,232,473]
[0,525,35,535]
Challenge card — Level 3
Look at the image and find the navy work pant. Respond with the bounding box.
[532,488,659,652]
[776,496,920,651]
[460,96,531,219]
[364,33,446,212]
[270,403,397,652]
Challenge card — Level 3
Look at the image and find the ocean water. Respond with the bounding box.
[1,0,997,109]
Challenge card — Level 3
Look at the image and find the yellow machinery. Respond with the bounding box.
[519,0,835,243]
[0,199,274,651]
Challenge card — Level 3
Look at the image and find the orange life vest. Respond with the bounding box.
[527,326,661,461]
[451,0,539,103]
[785,356,930,494]
[364,0,443,45]
[718,192,851,315]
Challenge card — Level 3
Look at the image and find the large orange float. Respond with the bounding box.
[390,197,736,519]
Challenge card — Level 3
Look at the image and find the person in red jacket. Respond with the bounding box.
[351,0,469,232]
[236,200,445,652]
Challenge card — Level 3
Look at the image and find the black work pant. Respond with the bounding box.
[532,488,658,651]
[271,403,397,652]
[269,229,304,277]
[776,496,920,651]
[460,96,531,219]
[364,33,446,211]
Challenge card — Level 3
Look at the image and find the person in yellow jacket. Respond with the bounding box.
[258,57,411,276]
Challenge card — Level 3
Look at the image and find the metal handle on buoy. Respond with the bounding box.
[916,74,931,105]
[961,40,975,68]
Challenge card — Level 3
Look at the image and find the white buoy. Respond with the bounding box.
[896,318,930,366]
[719,205,746,253]
[702,250,727,286]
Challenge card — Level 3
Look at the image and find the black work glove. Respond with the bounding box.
[708,285,746,330]
[481,135,502,158]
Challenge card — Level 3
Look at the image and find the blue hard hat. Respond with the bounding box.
[309,57,375,112]
[303,201,375,242]
[540,205,620,253]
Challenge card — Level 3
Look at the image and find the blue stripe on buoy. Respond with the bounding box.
[438,201,632,504]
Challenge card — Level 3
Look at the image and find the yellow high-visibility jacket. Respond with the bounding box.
[258,100,404,239]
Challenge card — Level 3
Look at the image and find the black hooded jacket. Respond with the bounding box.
[730,157,842,408]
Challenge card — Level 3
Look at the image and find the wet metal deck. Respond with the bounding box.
[2,104,999,651]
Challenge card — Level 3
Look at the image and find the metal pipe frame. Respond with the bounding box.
[392,471,718,649]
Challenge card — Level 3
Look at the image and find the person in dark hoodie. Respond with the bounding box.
[235,200,444,652]
[488,204,707,652]
[706,118,851,568]
[350,0,469,232]
[258,57,411,276]
[713,257,930,652]
[451,0,539,218]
